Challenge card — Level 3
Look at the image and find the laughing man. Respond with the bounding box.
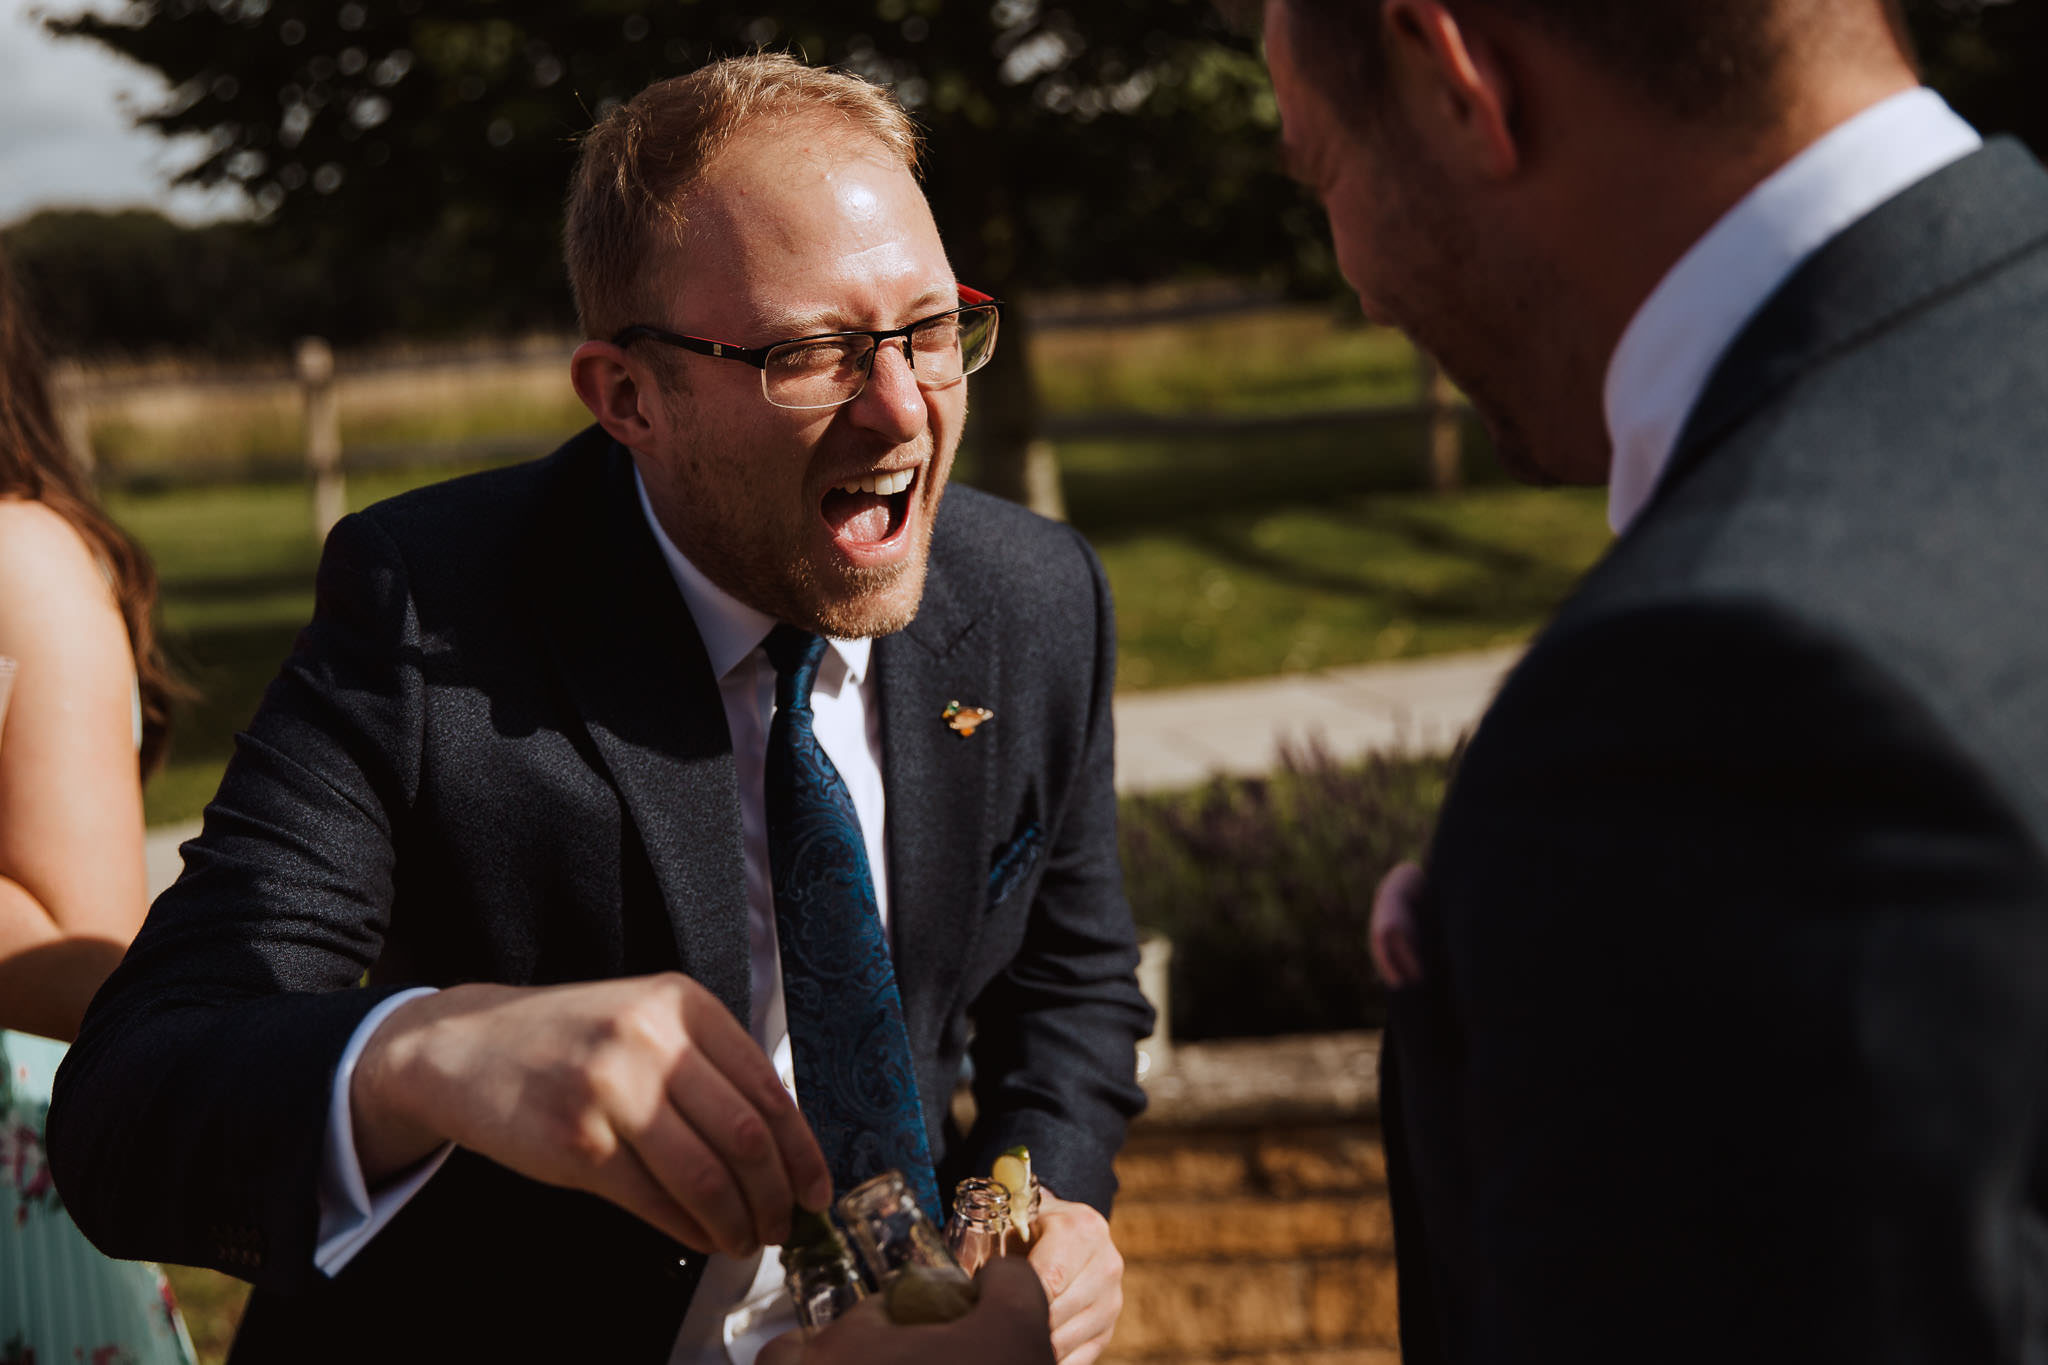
[50,55,1148,1365]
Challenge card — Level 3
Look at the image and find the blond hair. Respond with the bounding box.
[564,53,924,340]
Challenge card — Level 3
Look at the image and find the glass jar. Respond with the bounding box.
[836,1170,967,1290]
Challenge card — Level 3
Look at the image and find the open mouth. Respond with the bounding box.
[821,466,918,550]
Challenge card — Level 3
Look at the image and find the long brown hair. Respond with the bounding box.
[0,246,179,775]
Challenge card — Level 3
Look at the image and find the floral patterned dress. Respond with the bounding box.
[0,1029,196,1365]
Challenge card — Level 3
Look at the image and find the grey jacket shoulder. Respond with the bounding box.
[928,482,1107,608]
[1550,139,2048,837]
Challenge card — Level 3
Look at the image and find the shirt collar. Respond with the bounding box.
[632,464,872,687]
[1603,88,1981,536]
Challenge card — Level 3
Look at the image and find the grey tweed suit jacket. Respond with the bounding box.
[1388,139,2048,1363]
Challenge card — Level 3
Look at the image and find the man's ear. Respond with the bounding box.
[1381,0,1521,181]
[570,339,670,450]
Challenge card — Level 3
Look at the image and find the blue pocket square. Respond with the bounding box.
[986,823,1045,908]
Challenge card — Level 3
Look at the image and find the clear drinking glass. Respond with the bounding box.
[835,1170,967,1289]
[946,1177,1012,1276]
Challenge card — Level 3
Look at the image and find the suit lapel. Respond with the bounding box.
[877,553,996,1062]
[540,437,751,1025]
[1651,138,2048,518]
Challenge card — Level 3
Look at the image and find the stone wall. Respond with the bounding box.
[1105,1032,1399,1365]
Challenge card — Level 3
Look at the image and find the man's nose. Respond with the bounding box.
[848,337,925,441]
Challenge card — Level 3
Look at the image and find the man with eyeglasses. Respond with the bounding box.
[50,55,1145,1365]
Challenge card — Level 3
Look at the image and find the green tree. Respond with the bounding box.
[48,0,1325,513]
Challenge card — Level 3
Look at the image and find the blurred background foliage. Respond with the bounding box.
[0,0,2036,361]
[21,0,1329,348]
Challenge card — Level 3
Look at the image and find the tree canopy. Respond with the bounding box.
[23,0,2046,364]
[45,1,1323,339]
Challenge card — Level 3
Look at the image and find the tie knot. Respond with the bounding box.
[764,624,830,712]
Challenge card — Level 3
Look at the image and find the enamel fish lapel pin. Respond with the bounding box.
[942,699,995,737]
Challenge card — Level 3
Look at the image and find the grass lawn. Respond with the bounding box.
[120,436,1609,826]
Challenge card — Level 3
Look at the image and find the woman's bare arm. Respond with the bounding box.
[0,497,150,1041]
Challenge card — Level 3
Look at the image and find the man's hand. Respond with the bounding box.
[1027,1188,1124,1365]
[757,1258,1054,1365]
[349,972,833,1256]
[1371,860,1426,988]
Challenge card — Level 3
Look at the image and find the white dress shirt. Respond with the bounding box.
[314,466,893,1365]
[1604,88,1982,536]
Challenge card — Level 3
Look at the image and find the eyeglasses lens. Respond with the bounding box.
[761,305,1000,410]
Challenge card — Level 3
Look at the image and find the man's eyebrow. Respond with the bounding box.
[752,286,957,339]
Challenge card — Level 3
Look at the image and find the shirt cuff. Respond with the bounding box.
[314,986,454,1277]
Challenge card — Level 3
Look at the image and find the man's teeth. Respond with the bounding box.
[836,469,915,496]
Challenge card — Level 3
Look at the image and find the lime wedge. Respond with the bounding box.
[991,1146,1034,1244]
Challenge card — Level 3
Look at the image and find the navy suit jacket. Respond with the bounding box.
[1387,140,2048,1362]
[50,432,1152,1361]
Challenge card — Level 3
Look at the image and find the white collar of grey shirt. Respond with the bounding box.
[1603,87,1982,537]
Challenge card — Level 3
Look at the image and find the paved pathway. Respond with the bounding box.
[143,645,1522,899]
[1111,645,1518,794]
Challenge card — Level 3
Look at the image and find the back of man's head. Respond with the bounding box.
[1274,0,1912,137]
[564,53,924,342]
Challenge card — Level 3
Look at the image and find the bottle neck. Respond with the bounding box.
[952,1177,1012,1232]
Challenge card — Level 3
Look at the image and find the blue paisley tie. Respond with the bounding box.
[762,625,940,1217]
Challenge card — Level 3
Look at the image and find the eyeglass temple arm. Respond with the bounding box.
[610,326,775,368]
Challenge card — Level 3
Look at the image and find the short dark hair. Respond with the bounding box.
[1272,0,1856,131]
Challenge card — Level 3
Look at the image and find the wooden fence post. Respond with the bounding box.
[47,360,95,478]
[1415,349,1463,493]
[297,337,344,541]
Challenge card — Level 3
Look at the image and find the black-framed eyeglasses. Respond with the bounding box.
[612,284,1003,411]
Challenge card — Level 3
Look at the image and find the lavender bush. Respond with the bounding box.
[1118,743,1456,1040]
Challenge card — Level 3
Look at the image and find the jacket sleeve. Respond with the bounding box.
[960,525,1154,1216]
[49,510,426,1292]
[1399,599,2048,1363]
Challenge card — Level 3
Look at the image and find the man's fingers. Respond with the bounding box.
[1047,1250,1120,1343]
[625,1100,760,1256]
[1370,860,1426,988]
[590,1140,719,1255]
[1023,1192,1123,1365]
[1049,1285,1119,1364]
[664,1046,798,1248]
[680,987,835,1211]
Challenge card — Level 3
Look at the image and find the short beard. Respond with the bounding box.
[799,554,929,639]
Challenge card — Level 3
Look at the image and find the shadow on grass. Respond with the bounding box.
[158,568,317,603]
[161,619,301,768]
[1173,502,1588,624]
[1058,414,1501,539]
